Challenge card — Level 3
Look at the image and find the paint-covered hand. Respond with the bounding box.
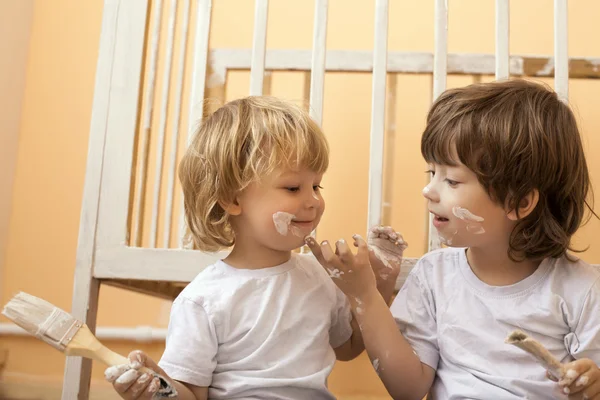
[367,226,407,304]
[305,234,377,301]
[105,350,177,399]
[555,358,600,399]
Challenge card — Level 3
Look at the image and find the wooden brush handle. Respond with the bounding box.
[67,325,159,376]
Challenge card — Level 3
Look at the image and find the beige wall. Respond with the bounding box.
[0,0,34,304]
[2,1,600,398]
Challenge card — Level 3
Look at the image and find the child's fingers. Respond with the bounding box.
[105,364,131,383]
[335,239,353,263]
[579,378,600,400]
[305,236,326,265]
[353,234,369,261]
[320,240,335,262]
[560,360,594,394]
[127,373,154,399]
[566,367,600,397]
[145,377,161,398]
[113,368,141,395]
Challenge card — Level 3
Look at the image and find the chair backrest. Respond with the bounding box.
[81,0,592,298]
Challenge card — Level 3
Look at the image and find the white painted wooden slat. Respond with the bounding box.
[382,74,397,226]
[309,0,328,126]
[164,0,191,248]
[429,0,448,251]
[210,49,595,77]
[554,0,569,101]
[433,0,448,100]
[150,0,178,248]
[93,0,148,251]
[249,0,269,96]
[178,0,212,248]
[495,0,510,80]
[62,1,148,398]
[132,0,163,248]
[367,0,389,230]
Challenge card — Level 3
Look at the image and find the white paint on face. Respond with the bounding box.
[273,211,308,238]
[466,224,486,234]
[440,230,458,246]
[312,190,319,200]
[273,212,294,235]
[453,206,486,235]
[452,206,484,222]
[422,186,431,196]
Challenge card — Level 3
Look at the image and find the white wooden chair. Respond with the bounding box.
[63,0,593,398]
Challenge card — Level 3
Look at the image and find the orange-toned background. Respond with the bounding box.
[2,1,600,398]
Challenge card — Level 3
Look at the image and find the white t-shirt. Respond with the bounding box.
[391,247,600,400]
[158,253,352,399]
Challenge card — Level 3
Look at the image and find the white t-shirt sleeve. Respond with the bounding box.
[158,296,218,387]
[329,286,353,349]
[568,277,600,361]
[390,266,439,370]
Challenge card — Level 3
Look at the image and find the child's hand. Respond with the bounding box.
[555,358,600,399]
[367,225,407,279]
[305,234,377,301]
[105,350,177,399]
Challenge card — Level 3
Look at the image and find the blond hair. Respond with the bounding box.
[422,79,596,261]
[179,96,329,252]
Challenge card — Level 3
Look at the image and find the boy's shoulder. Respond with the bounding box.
[545,255,600,291]
[174,262,228,305]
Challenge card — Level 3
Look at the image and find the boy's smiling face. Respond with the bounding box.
[230,165,325,252]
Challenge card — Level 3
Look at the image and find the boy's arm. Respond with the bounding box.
[352,287,435,400]
[334,316,364,361]
[306,235,435,400]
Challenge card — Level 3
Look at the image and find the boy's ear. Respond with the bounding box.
[507,189,539,221]
[219,197,242,216]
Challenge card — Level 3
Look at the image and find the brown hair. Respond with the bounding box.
[421,79,596,261]
[179,96,329,252]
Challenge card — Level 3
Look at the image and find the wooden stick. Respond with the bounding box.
[164,0,191,249]
[150,0,179,248]
[367,0,389,231]
[178,0,213,248]
[249,0,269,96]
[133,0,164,247]
[495,0,510,80]
[554,0,569,102]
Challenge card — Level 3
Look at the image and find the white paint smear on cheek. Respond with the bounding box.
[273,212,295,236]
[452,206,486,234]
[452,206,484,222]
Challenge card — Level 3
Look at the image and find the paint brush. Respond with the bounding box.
[2,292,177,397]
[505,330,565,380]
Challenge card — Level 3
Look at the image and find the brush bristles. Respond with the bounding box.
[2,292,80,351]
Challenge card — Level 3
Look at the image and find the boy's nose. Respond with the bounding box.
[422,184,439,202]
[306,191,321,208]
